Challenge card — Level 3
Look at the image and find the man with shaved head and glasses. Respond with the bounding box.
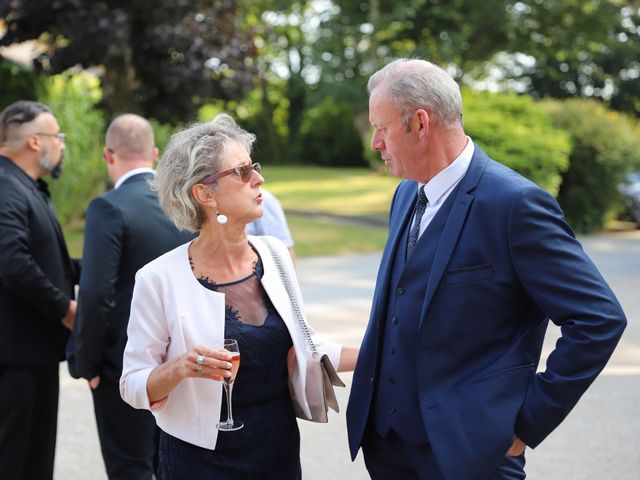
[0,100,80,479]
[66,114,194,479]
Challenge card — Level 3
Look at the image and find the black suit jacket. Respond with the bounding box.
[67,172,194,382]
[0,155,79,367]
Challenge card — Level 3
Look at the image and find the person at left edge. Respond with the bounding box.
[0,100,80,480]
[66,114,195,479]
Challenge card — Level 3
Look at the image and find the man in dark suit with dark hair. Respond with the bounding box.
[0,100,79,479]
[346,58,627,480]
[67,114,194,480]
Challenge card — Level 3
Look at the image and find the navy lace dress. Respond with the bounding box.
[158,256,301,480]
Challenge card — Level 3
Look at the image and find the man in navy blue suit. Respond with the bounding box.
[346,58,627,480]
[67,114,194,479]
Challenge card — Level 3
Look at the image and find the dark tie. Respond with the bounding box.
[407,187,428,258]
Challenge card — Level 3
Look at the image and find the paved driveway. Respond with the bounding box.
[54,232,640,479]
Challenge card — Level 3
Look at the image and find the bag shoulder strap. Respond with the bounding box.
[261,237,319,358]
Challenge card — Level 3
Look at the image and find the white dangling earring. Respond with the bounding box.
[216,212,228,224]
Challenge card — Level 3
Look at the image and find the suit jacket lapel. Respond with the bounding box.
[420,146,490,323]
[34,180,66,243]
[33,179,73,265]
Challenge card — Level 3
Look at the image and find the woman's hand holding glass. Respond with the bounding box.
[146,345,233,406]
[184,345,233,382]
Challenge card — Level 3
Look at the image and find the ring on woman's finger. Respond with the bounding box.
[196,354,206,366]
[197,365,204,372]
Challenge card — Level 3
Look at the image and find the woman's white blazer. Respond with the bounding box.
[120,235,341,450]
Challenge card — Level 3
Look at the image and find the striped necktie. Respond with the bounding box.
[407,187,428,258]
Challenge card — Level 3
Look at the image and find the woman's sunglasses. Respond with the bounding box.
[201,162,261,184]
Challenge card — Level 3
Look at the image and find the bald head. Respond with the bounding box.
[103,114,158,185]
[105,114,155,160]
[368,58,463,131]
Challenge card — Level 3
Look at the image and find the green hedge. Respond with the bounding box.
[40,72,106,225]
[463,90,571,196]
[37,73,176,225]
[149,118,177,157]
[297,98,367,167]
[543,98,640,233]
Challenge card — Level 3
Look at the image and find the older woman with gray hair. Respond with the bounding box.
[120,113,357,479]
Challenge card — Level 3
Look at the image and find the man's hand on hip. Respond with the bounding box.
[61,300,77,330]
[506,435,526,456]
[89,376,101,390]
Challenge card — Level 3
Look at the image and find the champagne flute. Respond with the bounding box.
[216,339,243,431]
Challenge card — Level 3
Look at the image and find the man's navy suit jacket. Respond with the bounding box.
[346,146,627,480]
[67,173,194,382]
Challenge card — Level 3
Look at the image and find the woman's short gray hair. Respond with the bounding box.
[152,113,256,232]
[368,58,463,130]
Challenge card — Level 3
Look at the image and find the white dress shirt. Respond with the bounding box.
[413,137,475,238]
[114,167,155,189]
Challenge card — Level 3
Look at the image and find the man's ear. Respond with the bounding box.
[103,146,115,165]
[26,134,41,152]
[152,146,159,163]
[415,109,430,139]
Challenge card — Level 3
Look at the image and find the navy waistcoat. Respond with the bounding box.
[373,189,456,444]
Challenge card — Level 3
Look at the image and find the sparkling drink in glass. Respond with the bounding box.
[216,339,243,431]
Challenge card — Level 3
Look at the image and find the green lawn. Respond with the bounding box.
[63,166,401,258]
[286,213,391,257]
[262,165,400,218]
[260,166,399,256]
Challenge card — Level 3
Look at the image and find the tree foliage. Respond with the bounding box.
[463,89,571,196]
[331,0,512,75]
[3,0,637,234]
[0,58,44,107]
[544,98,640,232]
[311,1,640,116]
[0,0,257,122]
[505,1,640,115]
[236,0,326,163]
[298,97,367,167]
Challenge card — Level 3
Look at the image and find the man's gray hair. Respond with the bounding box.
[152,113,256,232]
[368,58,463,130]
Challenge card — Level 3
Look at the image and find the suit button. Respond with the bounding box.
[389,375,395,384]
[396,287,404,295]
[370,377,374,384]
[389,347,396,355]
[392,317,398,325]
[389,406,397,414]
